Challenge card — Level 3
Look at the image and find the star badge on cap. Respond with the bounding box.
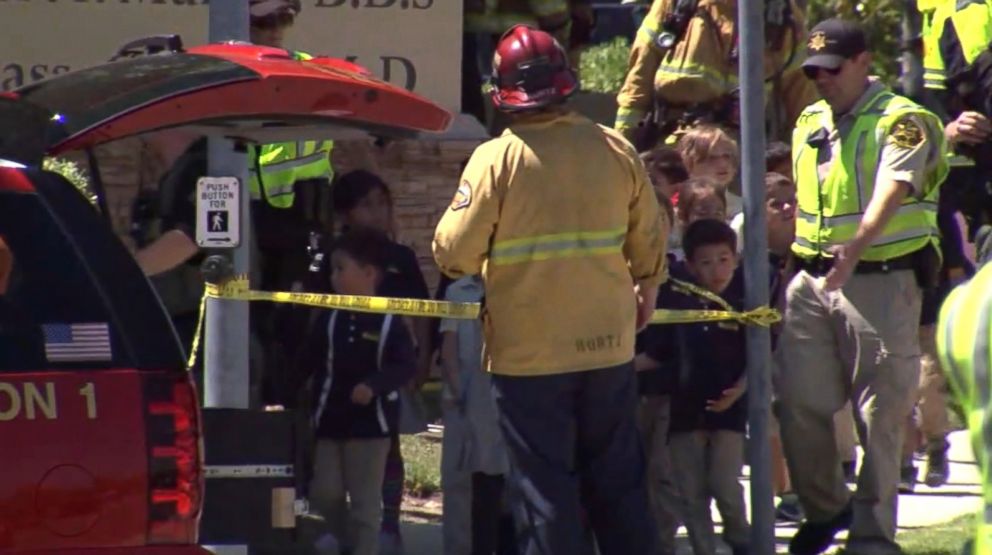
[808,31,828,51]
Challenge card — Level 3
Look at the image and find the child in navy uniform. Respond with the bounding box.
[331,170,432,554]
[298,228,417,555]
[638,219,750,555]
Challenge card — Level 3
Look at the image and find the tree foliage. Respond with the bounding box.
[579,36,632,94]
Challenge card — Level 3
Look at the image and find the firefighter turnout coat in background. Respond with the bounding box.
[433,110,669,377]
[937,262,992,554]
[614,0,817,141]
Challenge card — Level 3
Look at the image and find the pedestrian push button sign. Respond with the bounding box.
[196,176,241,248]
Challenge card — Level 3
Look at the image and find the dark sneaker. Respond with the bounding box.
[924,440,950,487]
[841,460,857,483]
[788,503,853,555]
[899,463,918,493]
[776,495,805,523]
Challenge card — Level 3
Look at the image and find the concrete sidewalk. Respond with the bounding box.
[402,430,981,554]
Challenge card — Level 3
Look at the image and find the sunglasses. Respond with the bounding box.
[802,65,843,80]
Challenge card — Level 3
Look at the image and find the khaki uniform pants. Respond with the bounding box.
[668,430,749,555]
[835,402,859,463]
[309,438,391,555]
[777,270,921,553]
[637,395,682,554]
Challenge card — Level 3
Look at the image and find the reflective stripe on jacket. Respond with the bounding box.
[921,0,953,90]
[248,140,334,208]
[433,111,668,376]
[247,50,334,209]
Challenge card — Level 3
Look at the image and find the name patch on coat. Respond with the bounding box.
[575,334,622,353]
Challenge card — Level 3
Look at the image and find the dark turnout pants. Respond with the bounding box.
[491,361,658,555]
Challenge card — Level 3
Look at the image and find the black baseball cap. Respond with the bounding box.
[802,19,868,70]
[249,0,301,19]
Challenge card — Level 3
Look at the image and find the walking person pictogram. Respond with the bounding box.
[208,211,227,232]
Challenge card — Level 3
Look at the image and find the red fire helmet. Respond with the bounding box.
[490,25,578,112]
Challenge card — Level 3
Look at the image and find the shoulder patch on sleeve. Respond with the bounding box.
[451,180,472,211]
[888,118,926,149]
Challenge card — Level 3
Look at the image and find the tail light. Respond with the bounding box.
[144,373,203,544]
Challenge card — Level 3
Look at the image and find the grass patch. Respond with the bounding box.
[899,515,973,555]
[579,37,631,94]
[402,433,442,498]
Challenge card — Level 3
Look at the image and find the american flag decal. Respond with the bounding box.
[42,323,112,363]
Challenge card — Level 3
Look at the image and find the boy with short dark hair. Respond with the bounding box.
[765,141,792,180]
[640,146,689,202]
[297,227,417,555]
[638,219,750,555]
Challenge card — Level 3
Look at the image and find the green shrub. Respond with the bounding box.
[580,37,631,94]
[401,434,442,498]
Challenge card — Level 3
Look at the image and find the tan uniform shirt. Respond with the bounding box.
[810,79,942,196]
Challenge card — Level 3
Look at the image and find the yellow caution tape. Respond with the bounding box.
[186,276,781,369]
[206,279,480,319]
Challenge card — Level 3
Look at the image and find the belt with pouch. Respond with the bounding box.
[794,252,916,277]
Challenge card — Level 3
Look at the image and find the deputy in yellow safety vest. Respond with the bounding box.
[936,262,992,555]
[248,138,333,210]
[248,0,338,411]
[920,0,992,155]
[613,0,817,150]
[247,16,334,211]
[923,0,992,264]
[248,0,335,292]
[775,19,949,555]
